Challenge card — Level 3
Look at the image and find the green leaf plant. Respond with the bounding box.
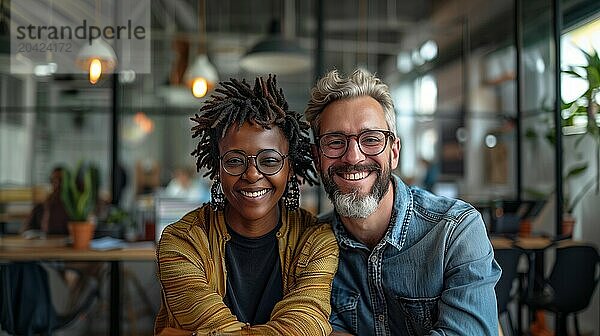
[60,161,100,221]
[562,47,600,199]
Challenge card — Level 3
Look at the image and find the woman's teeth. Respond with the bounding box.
[240,189,269,198]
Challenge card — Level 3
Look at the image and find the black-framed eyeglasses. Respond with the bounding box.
[316,129,395,159]
[220,149,288,176]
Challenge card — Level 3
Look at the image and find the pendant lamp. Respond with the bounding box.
[75,0,117,84]
[76,38,117,85]
[183,0,218,98]
[240,19,309,75]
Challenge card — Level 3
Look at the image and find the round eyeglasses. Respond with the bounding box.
[316,129,395,159]
[220,149,288,176]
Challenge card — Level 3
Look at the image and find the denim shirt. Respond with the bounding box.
[326,175,501,336]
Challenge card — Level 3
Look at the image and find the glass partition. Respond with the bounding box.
[519,0,558,236]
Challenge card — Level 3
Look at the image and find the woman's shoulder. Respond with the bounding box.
[290,207,335,244]
[288,209,338,268]
[159,203,213,243]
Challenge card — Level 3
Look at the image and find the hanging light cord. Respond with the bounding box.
[198,0,206,54]
[358,0,367,66]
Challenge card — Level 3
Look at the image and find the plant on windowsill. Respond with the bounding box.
[60,162,100,249]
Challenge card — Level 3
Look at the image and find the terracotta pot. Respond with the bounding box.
[562,214,575,237]
[68,221,95,250]
[518,218,532,237]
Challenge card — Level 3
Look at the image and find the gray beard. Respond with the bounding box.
[322,160,391,219]
[331,188,380,218]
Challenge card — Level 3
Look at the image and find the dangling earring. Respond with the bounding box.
[210,178,225,210]
[284,177,300,211]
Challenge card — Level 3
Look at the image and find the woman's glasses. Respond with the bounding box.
[316,129,395,159]
[220,149,288,176]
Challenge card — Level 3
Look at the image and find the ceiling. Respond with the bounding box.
[144,0,516,110]
[4,0,561,111]
[153,0,512,75]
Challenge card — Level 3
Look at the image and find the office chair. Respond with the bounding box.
[0,262,99,335]
[494,248,522,336]
[526,244,600,336]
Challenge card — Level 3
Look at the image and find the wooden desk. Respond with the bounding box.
[490,236,515,249]
[491,236,554,250]
[0,236,156,336]
[514,236,553,250]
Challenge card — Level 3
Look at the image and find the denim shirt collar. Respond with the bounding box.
[331,174,413,251]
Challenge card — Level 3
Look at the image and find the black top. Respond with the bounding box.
[223,222,283,325]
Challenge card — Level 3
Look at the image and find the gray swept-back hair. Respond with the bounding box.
[305,69,396,137]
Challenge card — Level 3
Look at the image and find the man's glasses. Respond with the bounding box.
[316,129,395,159]
[220,149,288,176]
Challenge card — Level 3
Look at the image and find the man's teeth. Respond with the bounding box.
[341,171,369,181]
[240,189,269,198]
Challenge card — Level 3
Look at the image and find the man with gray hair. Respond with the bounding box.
[306,69,500,335]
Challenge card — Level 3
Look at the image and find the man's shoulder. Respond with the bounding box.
[410,187,477,222]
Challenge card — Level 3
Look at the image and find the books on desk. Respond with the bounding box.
[89,237,156,251]
[90,237,126,251]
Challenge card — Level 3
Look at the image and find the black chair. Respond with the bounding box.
[0,262,99,335]
[527,244,600,336]
[494,248,522,336]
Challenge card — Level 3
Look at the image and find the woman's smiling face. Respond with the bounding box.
[218,121,290,232]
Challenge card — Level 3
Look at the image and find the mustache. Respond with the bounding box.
[328,163,381,175]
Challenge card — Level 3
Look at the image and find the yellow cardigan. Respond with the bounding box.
[155,204,339,336]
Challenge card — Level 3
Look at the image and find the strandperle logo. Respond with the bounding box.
[15,19,147,46]
[10,0,151,75]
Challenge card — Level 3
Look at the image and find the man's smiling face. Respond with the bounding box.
[316,96,400,218]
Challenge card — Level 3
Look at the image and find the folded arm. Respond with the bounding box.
[157,223,339,336]
[156,227,245,334]
[247,225,340,335]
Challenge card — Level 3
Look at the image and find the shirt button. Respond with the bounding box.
[378,314,385,321]
[370,255,377,263]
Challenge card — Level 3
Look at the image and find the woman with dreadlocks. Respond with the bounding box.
[155,75,339,335]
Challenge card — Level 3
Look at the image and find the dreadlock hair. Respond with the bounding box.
[191,75,318,186]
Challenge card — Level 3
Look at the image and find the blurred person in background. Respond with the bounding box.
[22,166,69,236]
[164,166,209,203]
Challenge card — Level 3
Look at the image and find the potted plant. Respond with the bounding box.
[562,46,600,193]
[561,47,600,235]
[102,206,137,241]
[60,162,100,249]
